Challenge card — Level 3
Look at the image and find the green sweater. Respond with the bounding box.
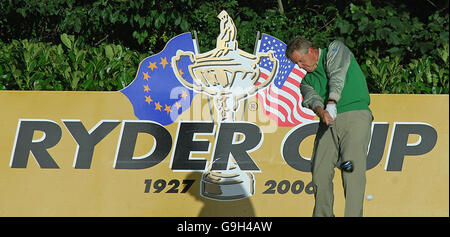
[300,40,371,114]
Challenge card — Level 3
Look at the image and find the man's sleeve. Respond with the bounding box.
[326,40,352,102]
[300,83,324,111]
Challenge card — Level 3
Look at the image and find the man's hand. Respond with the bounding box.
[315,106,335,126]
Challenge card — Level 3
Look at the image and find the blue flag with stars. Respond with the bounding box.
[121,32,197,126]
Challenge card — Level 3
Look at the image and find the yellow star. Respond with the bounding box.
[178,68,184,76]
[174,101,181,109]
[180,90,188,100]
[143,71,150,81]
[159,57,169,69]
[143,84,151,92]
[148,61,158,71]
[164,104,172,114]
[154,102,162,111]
[145,95,153,104]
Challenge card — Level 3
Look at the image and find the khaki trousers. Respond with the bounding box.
[311,110,373,217]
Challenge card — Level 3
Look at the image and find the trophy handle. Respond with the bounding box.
[172,50,196,89]
[249,51,278,94]
[172,50,218,96]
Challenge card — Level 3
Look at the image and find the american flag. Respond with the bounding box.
[256,34,315,127]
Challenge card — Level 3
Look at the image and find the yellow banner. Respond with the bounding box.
[0,91,448,217]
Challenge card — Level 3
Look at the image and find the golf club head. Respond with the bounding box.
[340,160,354,172]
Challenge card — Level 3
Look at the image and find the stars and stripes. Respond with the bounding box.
[256,34,315,127]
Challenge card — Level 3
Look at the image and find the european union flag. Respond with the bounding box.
[121,33,197,126]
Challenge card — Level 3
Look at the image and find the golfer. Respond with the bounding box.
[286,36,373,217]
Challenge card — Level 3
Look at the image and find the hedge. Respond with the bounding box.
[0,0,448,93]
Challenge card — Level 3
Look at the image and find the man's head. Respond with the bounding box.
[285,36,319,72]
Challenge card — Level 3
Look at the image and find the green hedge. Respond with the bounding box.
[0,0,448,93]
[0,35,145,91]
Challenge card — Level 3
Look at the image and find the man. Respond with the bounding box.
[286,36,373,217]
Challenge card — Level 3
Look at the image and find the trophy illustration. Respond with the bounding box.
[172,10,278,201]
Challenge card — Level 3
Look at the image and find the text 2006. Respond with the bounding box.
[263,180,314,195]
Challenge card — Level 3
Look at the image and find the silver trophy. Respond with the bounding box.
[172,10,278,201]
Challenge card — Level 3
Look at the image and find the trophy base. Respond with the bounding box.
[200,166,255,201]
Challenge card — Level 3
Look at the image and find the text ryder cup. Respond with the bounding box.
[9,120,437,171]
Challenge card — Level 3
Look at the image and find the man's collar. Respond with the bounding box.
[318,48,322,62]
